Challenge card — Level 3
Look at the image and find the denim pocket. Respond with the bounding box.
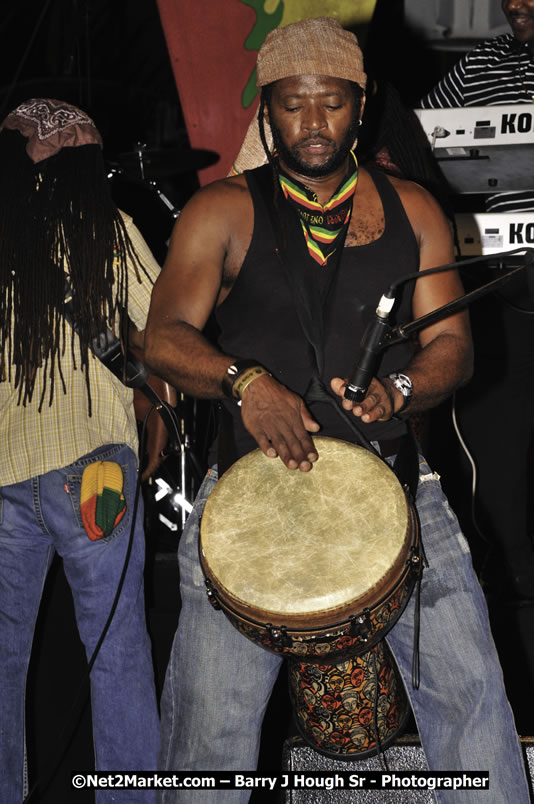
[66,462,131,543]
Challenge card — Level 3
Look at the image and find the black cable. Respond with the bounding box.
[495,296,534,315]
[303,375,380,457]
[22,407,153,803]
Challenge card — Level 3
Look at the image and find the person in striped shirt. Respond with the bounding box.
[420,0,534,213]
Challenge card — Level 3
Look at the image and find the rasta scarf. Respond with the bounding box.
[80,461,126,541]
[277,151,358,267]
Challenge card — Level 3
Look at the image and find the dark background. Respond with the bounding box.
[0,0,184,151]
[0,0,211,268]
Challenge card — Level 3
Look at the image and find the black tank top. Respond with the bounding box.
[214,166,419,463]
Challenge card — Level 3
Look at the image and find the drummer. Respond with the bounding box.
[145,17,530,803]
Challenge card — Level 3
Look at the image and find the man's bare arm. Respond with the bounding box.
[144,179,320,470]
[144,181,241,396]
[332,179,473,421]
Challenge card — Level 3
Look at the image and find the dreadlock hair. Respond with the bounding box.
[258,83,288,250]
[356,79,455,222]
[258,83,280,202]
[0,127,152,412]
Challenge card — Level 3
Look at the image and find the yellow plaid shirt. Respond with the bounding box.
[0,213,161,486]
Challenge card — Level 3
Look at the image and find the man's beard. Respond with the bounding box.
[270,114,360,179]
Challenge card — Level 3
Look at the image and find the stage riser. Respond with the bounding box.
[282,739,534,803]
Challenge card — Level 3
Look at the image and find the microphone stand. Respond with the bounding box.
[370,247,534,352]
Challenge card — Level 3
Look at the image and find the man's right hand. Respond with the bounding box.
[239,374,320,471]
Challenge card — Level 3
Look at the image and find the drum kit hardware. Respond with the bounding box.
[142,394,207,544]
[107,142,219,253]
[200,436,423,759]
[112,142,219,541]
[115,141,219,181]
[153,467,194,529]
[108,163,182,221]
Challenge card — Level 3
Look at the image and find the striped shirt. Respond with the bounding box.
[0,213,160,487]
[420,34,534,212]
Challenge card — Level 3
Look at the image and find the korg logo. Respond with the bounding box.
[501,112,534,134]
[509,223,534,244]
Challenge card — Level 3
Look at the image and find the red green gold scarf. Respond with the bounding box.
[278,151,358,266]
[80,461,126,541]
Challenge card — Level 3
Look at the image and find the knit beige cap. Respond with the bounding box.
[256,17,366,90]
[231,17,366,175]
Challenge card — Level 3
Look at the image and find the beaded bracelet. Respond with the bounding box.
[221,358,270,400]
[233,365,271,400]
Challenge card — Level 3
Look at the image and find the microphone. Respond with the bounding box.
[342,247,534,403]
[344,291,396,402]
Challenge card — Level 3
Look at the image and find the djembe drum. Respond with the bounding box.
[200,436,421,758]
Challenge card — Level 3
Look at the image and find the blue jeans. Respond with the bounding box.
[158,459,530,803]
[0,443,160,803]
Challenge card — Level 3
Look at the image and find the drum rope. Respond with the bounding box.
[411,533,428,691]
[411,570,423,691]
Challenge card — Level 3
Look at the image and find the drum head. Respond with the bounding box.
[200,437,411,627]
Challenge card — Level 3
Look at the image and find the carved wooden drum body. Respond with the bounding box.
[200,437,421,662]
[288,641,411,759]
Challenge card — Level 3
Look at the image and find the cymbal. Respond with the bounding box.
[117,146,219,178]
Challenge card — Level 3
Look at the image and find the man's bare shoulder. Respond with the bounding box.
[164,172,254,294]
[382,172,444,213]
[184,173,251,216]
[379,172,453,250]
[169,173,253,255]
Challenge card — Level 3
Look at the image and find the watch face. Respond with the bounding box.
[390,373,412,396]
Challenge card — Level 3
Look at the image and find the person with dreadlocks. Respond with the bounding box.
[145,18,529,804]
[0,99,160,803]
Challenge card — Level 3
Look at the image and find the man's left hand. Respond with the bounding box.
[330,376,400,422]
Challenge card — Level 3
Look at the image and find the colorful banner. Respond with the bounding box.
[157,0,376,185]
